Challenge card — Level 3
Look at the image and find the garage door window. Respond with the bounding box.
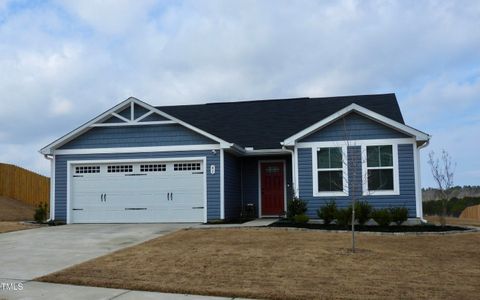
[75,166,100,174]
[107,165,133,173]
[140,164,166,172]
[174,163,201,171]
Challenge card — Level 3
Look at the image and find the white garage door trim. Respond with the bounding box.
[66,156,208,224]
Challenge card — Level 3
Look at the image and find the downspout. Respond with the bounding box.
[416,139,430,223]
[43,154,54,222]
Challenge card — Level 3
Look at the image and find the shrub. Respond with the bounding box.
[34,202,48,223]
[293,214,310,224]
[287,197,308,219]
[355,200,372,225]
[371,208,392,226]
[317,200,337,225]
[335,207,352,226]
[390,207,409,225]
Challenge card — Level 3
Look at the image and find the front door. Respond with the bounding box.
[260,161,285,215]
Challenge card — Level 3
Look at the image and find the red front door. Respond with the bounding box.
[260,161,285,215]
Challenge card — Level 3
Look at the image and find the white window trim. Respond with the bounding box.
[312,145,349,197]
[361,143,400,196]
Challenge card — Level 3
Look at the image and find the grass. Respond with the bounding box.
[0,221,40,234]
[38,228,480,300]
[0,196,35,221]
[425,215,480,227]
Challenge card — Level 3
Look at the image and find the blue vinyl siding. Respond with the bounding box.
[241,155,293,217]
[139,113,169,122]
[59,124,215,149]
[223,152,242,219]
[300,112,410,142]
[103,116,125,124]
[54,150,220,222]
[298,144,417,218]
[133,104,149,119]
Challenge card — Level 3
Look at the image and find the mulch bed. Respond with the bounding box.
[269,219,469,232]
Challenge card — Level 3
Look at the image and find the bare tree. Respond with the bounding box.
[427,150,455,227]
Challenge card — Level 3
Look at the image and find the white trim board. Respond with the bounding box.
[40,97,233,155]
[296,138,416,149]
[50,155,55,220]
[220,149,225,219]
[54,144,221,155]
[258,160,287,217]
[413,144,423,218]
[65,156,208,224]
[282,103,430,146]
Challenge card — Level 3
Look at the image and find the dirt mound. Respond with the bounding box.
[0,196,35,221]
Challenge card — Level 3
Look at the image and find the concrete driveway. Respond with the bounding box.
[0,223,192,281]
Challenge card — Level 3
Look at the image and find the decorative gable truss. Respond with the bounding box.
[282,103,431,146]
[40,97,233,155]
[91,101,175,127]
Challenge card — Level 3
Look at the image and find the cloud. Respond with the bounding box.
[0,0,479,186]
[57,0,157,35]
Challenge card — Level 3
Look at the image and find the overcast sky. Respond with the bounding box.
[0,0,479,187]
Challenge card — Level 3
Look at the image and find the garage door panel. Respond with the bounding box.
[71,160,205,223]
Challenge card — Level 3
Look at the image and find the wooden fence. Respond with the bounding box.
[0,163,50,207]
[460,204,480,220]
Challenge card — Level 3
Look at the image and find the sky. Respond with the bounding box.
[0,0,479,187]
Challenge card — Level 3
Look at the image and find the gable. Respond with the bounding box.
[59,124,216,149]
[40,97,230,155]
[299,112,411,143]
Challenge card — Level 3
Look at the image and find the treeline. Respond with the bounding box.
[423,196,480,217]
[422,186,480,201]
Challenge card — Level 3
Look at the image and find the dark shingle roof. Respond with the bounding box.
[159,93,404,149]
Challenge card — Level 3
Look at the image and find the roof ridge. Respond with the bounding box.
[156,93,395,108]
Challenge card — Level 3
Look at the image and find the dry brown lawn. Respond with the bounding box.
[425,215,480,227]
[0,221,40,233]
[0,196,35,221]
[38,228,480,300]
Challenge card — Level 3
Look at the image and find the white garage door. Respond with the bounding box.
[70,160,205,223]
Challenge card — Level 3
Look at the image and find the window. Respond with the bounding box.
[315,147,345,194]
[174,162,201,171]
[366,145,394,191]
[107,165,133,173]
[140,164,166,172]
[75,166,100,174]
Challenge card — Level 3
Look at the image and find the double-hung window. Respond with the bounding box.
[364,145,398,195]
[314,146,347,196]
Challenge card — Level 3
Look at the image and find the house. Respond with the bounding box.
[40,94,430,224]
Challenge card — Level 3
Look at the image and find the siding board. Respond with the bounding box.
[300,112,410,142]
[223,152,242,219]
[59,124,215,149]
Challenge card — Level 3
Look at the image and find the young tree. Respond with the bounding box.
[339,117,369,253]
[427,150,455,227]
